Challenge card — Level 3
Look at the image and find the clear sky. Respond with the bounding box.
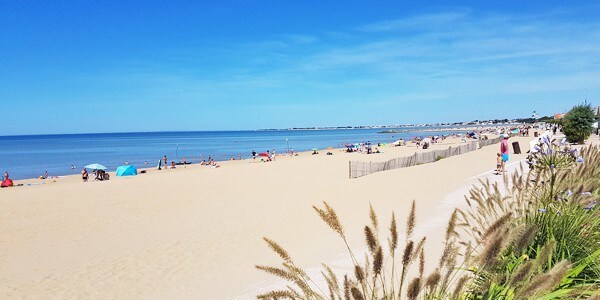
[1,1,599,135]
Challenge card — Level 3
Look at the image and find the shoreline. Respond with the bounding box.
[1,125,525,181]
[1,134,533,298]
[8,129,502,187]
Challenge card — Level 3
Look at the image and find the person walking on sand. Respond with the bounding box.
[162,155,168,167]
[500,134,510,172]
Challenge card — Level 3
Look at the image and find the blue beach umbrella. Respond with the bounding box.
[116,165,137,176]
[85,163,107,170]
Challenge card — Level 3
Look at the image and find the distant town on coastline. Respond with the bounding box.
[258,115,562,131]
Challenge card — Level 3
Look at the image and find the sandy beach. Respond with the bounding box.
[1,135,533,299]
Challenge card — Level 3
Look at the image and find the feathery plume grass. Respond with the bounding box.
[402,240,414,267]
[509,260,534,286]
[373,246,383,276]
[322,264,340,297]
[343,275,350,300]
[445,209,458,241]
[406,277,421,300]
[413,237,426,261]
[256,290,297,299]
[512,224,538,254]
[354,266,365,283]
[451,275,469,299]
[516,260,571,299]
[480,213,511,242]
[369,204,378,232]
[264,237,292,263]
[425,271,441,290]
[534,240,557,270]
[256,265,296,282]
[313,202,344,238]
[479,231,504,267]
[389,212,398,254]
[419,248,425,278]
[364,226,378,254]
[406,200,416,240]
[350,287,364,300]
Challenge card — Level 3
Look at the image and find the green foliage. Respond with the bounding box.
[562,103,596,144]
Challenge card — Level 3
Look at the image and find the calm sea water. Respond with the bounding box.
[0,128,456,180]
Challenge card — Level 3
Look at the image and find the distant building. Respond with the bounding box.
[554,113,566,120]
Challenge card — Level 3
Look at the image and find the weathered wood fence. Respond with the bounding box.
[349,141,491,178]
[478,137,503,148]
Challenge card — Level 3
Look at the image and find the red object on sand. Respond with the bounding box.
[1,179,13,187]
[258,153,269,157]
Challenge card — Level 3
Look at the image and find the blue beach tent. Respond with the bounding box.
[116,165,138,177]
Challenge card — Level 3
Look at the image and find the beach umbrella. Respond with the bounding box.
[85,163,107,170]
[422,138,432,143]
[327,147,334,150]
[258,152,269,157]
[116,165,137,176]
[312,148,319,151]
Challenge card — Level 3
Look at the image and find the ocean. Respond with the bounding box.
[0,128,457,180]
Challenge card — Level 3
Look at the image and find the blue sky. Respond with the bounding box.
[1,1,599,135]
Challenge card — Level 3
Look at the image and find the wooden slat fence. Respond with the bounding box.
[479,137,503,148]
[349,141,483,178]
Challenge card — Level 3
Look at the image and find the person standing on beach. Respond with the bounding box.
[495,153,503,175]
[252,150,256,160]
[3,171,8,181]
[82,168,88,182]
[500,135,510,172]
[272,149,276,161]
[162,155,168,168]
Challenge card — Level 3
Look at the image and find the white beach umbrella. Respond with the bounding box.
[85,163,107,170]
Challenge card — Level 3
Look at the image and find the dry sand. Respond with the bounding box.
[0,135,533,299]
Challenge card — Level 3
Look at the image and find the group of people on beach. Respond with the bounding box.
[251,149,283,162]
[80,168,108,182]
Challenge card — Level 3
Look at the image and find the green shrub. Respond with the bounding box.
[562,103,596,144]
